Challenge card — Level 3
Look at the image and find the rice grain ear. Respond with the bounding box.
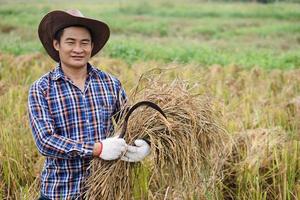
[84,77,228,200]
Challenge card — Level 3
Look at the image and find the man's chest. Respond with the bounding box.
[45,80,118,138]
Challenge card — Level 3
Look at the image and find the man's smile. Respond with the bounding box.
[71,55,85,60]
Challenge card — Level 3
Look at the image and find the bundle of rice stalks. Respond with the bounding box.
[84,75,229,199]
[221,128,299,200]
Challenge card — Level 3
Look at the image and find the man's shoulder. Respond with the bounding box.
[29,71,52,92]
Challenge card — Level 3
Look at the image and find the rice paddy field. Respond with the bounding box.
[0,0,300,199]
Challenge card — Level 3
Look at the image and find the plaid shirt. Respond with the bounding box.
[28,63,127,200]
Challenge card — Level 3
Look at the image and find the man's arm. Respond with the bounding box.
[28,83,95,159]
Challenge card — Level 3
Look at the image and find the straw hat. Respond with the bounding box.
[38,9,110,62]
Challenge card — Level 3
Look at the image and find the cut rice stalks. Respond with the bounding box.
[84,76,230,199]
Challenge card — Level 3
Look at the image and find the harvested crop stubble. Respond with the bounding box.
[84,76,230,199]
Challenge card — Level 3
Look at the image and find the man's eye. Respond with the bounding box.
[66,41,74,44]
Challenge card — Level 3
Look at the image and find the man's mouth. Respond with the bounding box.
[71,56,84,60]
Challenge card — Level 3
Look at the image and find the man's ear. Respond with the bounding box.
[53,40,60,51]
[91,42,94,50]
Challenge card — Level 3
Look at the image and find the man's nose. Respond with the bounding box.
[73,44,84,53]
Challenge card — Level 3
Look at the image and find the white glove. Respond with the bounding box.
[100,137,127,160]
[121,139,150,162]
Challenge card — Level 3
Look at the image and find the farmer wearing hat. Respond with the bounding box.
[28,10,150,200]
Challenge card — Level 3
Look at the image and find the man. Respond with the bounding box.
[28,10,150,200]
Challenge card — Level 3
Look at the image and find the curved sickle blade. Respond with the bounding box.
[119,101,167,138]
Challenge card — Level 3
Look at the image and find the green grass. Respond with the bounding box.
[0,0,299,68]
[106,37,300,69]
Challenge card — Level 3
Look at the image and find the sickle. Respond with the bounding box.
[119,101,167,139]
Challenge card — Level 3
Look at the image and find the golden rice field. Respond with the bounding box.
[0,52,299,199]
[1,1,300,199]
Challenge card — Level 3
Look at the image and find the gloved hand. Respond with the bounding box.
[99,137,127,160]
[121,139,150,162]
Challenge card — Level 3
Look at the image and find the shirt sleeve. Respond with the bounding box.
[28,83,94,159]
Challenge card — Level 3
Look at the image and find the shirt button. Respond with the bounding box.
[86,120,89,123]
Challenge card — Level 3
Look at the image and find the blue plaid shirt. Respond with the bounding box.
[28,63,127,200]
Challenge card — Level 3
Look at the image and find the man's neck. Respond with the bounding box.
[60,63,88,82]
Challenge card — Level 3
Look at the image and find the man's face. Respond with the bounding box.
[53,26,93,69]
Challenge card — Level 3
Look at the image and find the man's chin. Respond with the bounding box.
[69,60,88,68]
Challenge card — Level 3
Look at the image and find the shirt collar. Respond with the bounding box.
[51,63,97,81]
[87,63,98,77]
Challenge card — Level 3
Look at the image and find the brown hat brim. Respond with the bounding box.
[38,10,110,62]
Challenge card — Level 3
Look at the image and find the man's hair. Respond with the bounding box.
[54,25,93,43]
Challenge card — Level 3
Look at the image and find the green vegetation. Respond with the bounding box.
[0,0,299,68]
